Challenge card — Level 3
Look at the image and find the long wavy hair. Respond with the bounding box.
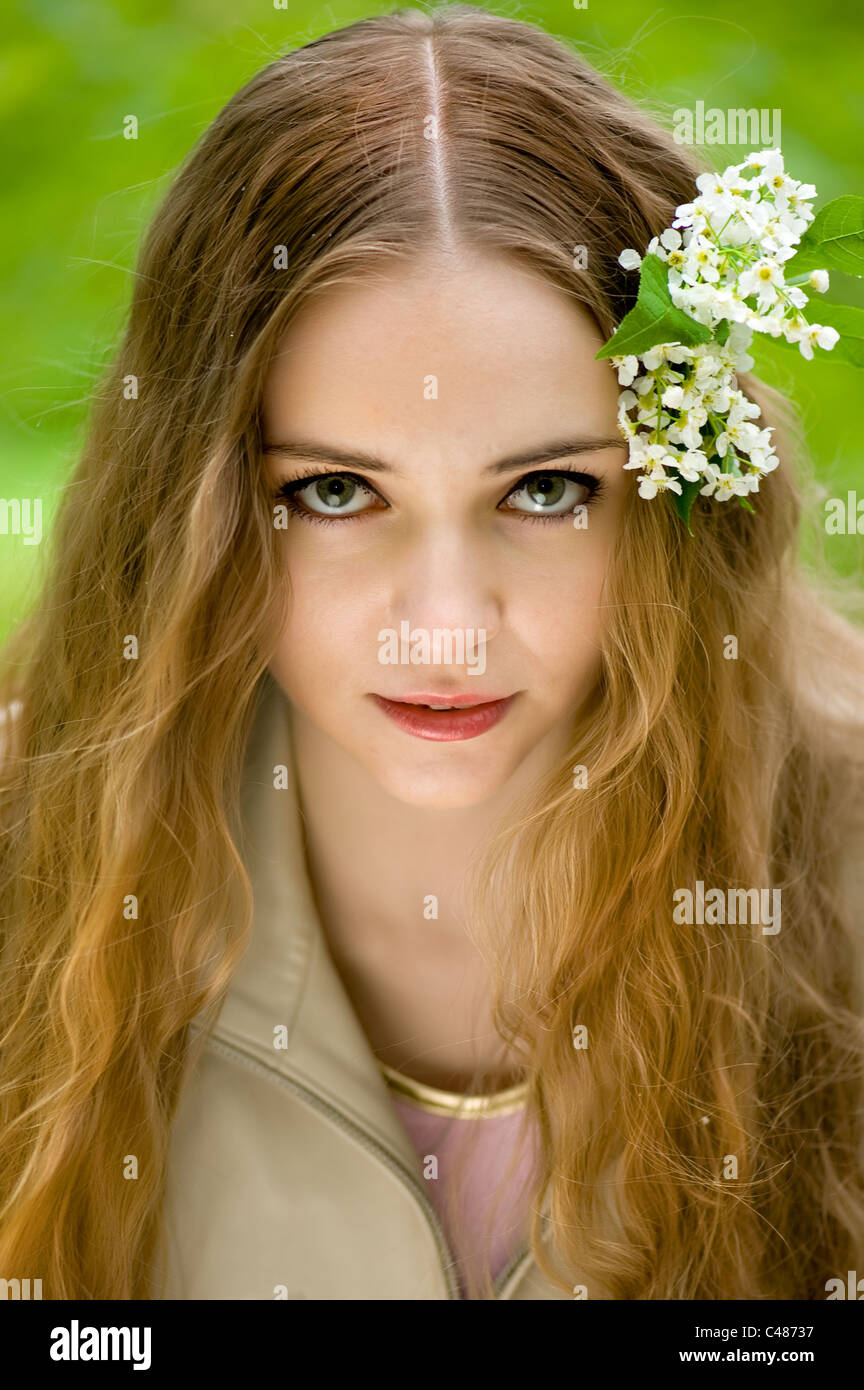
[1,3,863,1300]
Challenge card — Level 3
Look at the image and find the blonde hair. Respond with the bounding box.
[1,3,863,1299]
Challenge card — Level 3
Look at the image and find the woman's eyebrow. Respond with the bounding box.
[262,435,626,476]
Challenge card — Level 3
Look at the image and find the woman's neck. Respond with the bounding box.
[285,702,560,1089]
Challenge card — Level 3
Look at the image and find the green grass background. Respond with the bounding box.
[1,0,862,643]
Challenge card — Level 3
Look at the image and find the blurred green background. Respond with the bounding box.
[1,0,862,643]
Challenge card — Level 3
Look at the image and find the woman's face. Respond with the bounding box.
[262,250,629,808]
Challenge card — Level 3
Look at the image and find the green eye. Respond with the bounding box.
[503,472,594,515]
[274,466,602,525]
[290,474,378,516]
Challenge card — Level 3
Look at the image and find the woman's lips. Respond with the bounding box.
[370,692,517,742]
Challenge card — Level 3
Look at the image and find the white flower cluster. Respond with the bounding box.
[613,148,838,502]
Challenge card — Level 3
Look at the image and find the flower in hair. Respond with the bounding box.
[596,149,864,528]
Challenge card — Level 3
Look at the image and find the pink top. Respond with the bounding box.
[391,1093,539,1297]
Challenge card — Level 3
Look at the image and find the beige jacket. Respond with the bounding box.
[160,672,569,1300]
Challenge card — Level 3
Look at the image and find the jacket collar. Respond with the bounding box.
[207,669,424,1174]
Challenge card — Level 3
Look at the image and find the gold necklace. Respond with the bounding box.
[379,1061,531,1119]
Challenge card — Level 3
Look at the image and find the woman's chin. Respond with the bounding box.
[365,757,520,809]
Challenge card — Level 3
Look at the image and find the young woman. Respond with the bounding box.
[1,4,862,1301]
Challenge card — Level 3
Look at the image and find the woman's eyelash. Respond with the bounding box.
[505,470,606,521]
[270,467,606,524]
[270,471,380,526]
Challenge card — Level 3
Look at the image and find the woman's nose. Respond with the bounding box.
[385,522,502,647]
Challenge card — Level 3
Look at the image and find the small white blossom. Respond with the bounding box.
[615,355,640,385]
[699,465,752,499]
[638,465,683,499]
[738,258,784,308]
[747,311,784,337]
[677,449,709,481]
[792,322,840,359]
[608,149,841,506]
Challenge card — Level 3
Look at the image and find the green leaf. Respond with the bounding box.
[596,254,713,359]
[750,301,864,368]
[808,301,864,367]
[670,477,703,532]
[787,196,864,278]
[738,496,756,513]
